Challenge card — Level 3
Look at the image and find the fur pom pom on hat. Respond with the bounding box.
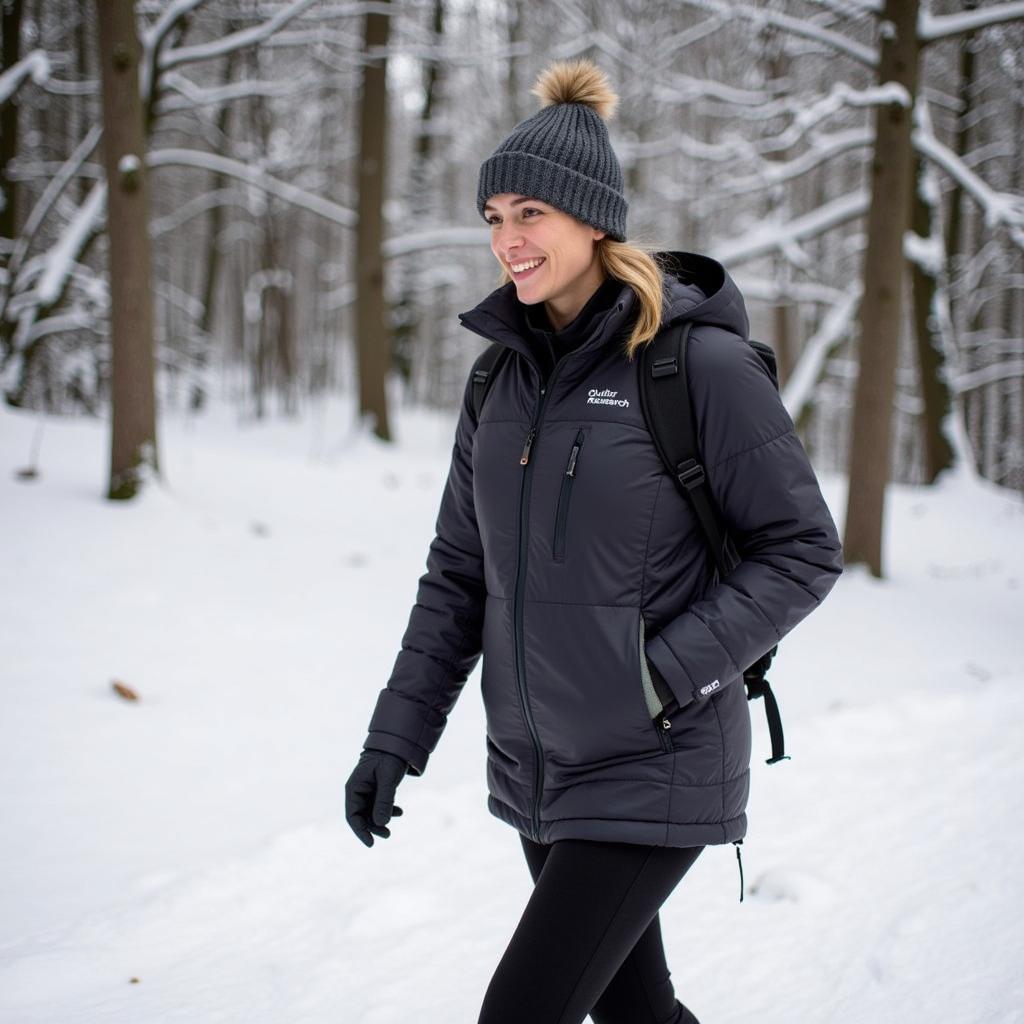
[476,58,628,242]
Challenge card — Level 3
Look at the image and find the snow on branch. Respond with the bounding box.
[0,50,51,105]
[719,128,875,194]
[12,308,101,349]
[149,188,253,239]
[673,0,878,66]
[146,149,356,227]
[159,0,325,72]
[954,359,1024,393]
[809,0,881,16]
[913,124,1024,251]
[6,125,103,293]
[650,15,728,58]
[588,29,781,107]
[919,2,1024,44]
[779,79,911,137]
[733,275,850,308]
[140,0,207,55]
[139,0,207,102]
[156,69,321,113]
[32,183,107,309]
[713,189,870,266]
[384,227,492,258]
[2,180,107,363]
[781,287,862,423]
[623,80,902,172]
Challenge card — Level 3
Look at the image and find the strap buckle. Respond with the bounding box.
[675,458,705,490]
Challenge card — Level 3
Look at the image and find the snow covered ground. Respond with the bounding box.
[1,392,1022,1024]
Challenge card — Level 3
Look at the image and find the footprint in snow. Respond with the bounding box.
[747,866,836,909]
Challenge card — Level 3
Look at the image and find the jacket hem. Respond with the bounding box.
[487,793,746,848]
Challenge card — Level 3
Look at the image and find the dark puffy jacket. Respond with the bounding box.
[363,251,843,847]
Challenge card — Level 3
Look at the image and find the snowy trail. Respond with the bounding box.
[1,683,1019,1023]
[1,397,1022,1023]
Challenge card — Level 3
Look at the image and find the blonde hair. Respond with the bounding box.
[493,237,669,362]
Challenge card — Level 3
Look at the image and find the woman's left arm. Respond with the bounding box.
[643,324,844,709]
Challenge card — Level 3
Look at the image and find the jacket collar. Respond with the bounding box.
[456,250,748,374]
[457,277,636,375]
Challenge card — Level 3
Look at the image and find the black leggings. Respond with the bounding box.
[477,834,705,1024]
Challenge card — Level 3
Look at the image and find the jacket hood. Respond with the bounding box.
[457,250,749,370]
[657,250,749,339]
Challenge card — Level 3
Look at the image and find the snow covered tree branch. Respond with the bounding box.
[918,2,1024,44]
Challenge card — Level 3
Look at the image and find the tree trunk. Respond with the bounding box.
[393,0,445,399]
[1,0,23,245]
[910,150,956,482]
[197,20,240,400]
[354,0,391,440]
[95,0,159,499]
[0,0,24,361]
[944,0,975,288]
[842,0,920,577]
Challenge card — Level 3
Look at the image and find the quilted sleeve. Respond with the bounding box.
[642,325,843,708]
[361,366,486,775]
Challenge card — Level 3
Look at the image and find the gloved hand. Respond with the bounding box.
[345,748,409,847]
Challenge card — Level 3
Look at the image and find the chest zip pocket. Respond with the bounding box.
[639,614,673,752]
[552,427,585,562]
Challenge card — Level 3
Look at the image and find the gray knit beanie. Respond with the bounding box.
[476,58,628,243]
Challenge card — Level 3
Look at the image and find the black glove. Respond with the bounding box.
[345,748,409,847]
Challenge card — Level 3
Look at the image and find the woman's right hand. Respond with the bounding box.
[344,748,409,847]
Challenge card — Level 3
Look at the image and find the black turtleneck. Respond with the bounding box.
[518,275,624,383]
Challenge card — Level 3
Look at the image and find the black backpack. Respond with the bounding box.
[469,319,789,766]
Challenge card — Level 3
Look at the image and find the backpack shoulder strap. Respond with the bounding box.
[469,342,509,424]
[637,320,737,581]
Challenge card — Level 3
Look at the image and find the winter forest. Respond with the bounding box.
[2,2,1023,1023]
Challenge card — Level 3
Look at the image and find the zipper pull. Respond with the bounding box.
[566,443,580,477]
[661,717,671,730]
[520,428,536,465]
[734,839,745,903]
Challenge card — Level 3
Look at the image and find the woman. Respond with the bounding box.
[345,58,843,1024]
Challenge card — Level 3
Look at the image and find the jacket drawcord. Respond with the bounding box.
[733,839,744,902]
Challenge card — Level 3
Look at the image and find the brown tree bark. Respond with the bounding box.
[95,0,158,499]
[842,0,920,577]
[355,0,391,440]
[0,0,24,362]
[1,0,23,247]
[943,0,975,286]
[392,0,445,397]
[910,150,955,483]
[198,23,240,353]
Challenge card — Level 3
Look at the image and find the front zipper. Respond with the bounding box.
[513,351,583,842]
[552,428,585,561]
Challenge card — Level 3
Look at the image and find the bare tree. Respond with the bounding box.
[95,0,158,499]
[0,0,24,251]
[841,0,921,577]
[354,0,391,439]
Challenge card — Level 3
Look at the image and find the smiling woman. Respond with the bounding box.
[346,55,843,1024]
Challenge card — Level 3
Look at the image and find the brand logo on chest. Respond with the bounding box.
[586,387,630,408]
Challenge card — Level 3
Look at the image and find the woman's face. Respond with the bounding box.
[485,194,606,316]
